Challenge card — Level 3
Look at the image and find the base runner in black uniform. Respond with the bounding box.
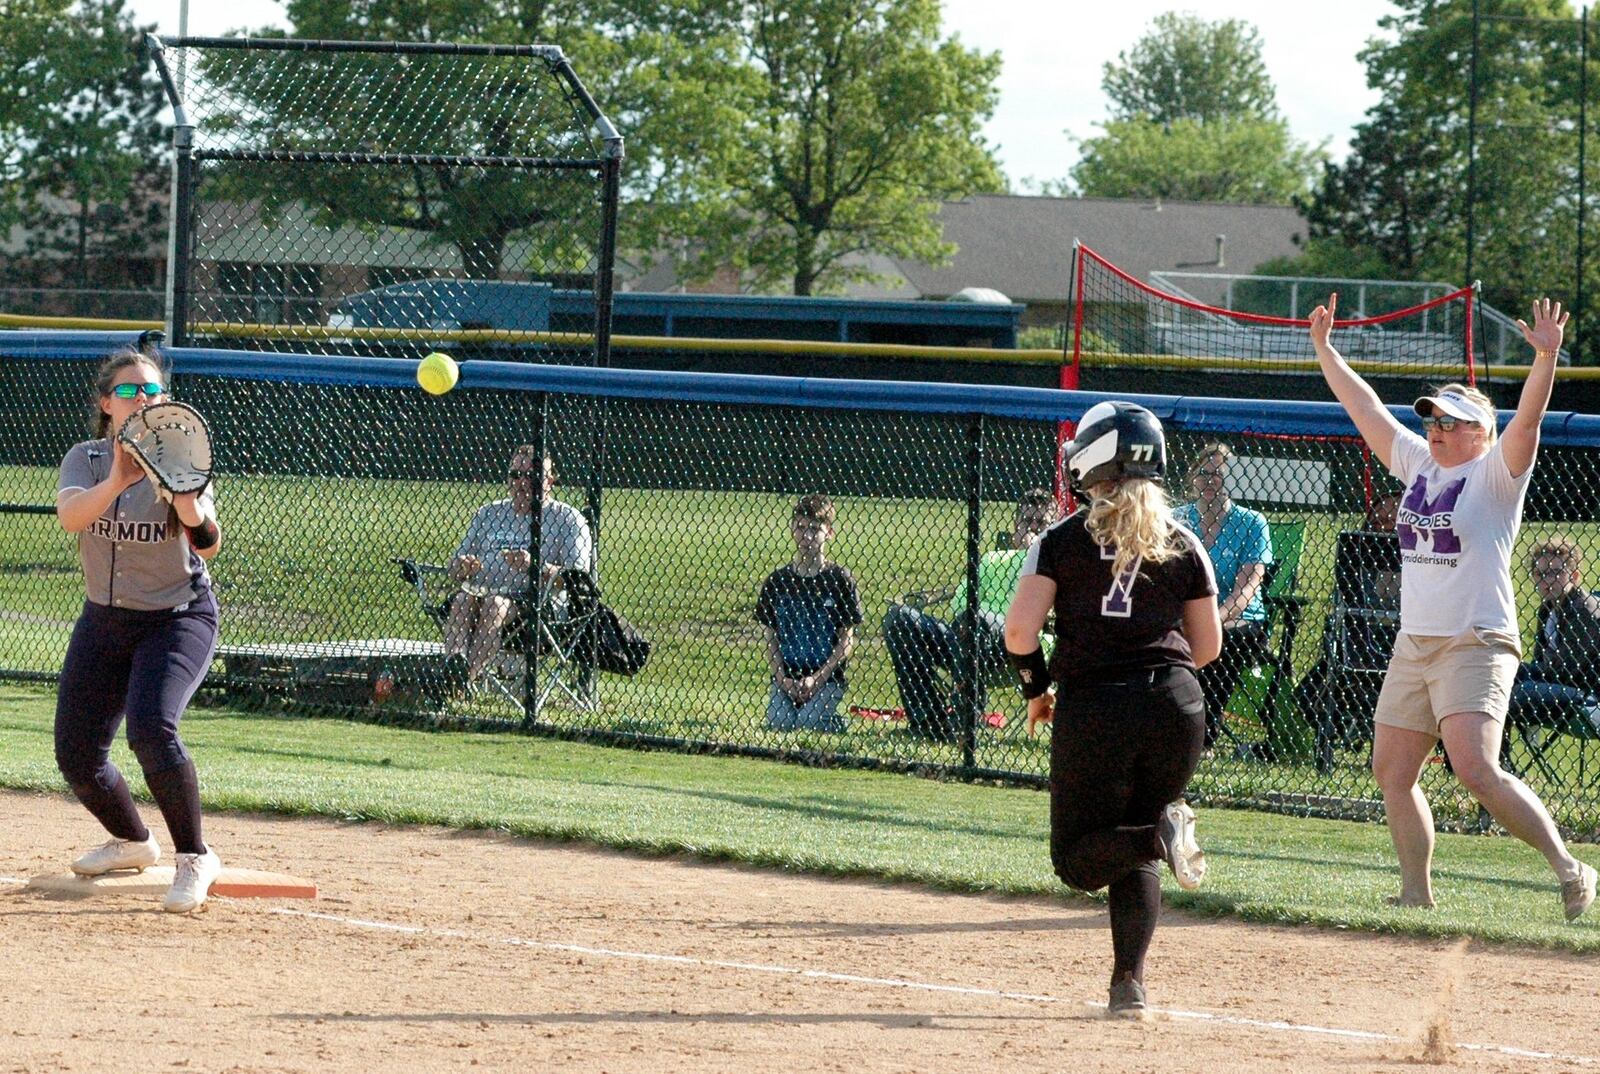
[1004,402,1222,1019]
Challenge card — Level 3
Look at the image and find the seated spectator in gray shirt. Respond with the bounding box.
[443,446,591,684]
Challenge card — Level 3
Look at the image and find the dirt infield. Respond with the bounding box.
[3,788,1597,1074]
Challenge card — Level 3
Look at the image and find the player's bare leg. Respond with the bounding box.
[1440,711,1591,917]
[1372,723,1438,907]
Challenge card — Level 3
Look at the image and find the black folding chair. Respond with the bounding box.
[1314,530,1399,772]
[394,558,600,716]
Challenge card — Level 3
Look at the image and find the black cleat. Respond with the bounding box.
[1107,975,1147,1020]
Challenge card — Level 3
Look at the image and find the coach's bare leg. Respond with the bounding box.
[1372,723,1440,907]
[466,595,514,680]
[443,592,479,659]
[1440,712,1584,880]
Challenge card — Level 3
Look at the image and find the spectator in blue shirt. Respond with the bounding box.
[1174,443,1273,751]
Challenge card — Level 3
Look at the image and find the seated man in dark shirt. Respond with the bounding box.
[1511,537,1600,734]
[882,489,1058,742]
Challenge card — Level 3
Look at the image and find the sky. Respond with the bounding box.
[126,0,1401,188]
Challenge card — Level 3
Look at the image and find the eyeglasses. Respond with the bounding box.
[109,381,163,399]
[1196,468,1224,479]
[1420,415,1474,432]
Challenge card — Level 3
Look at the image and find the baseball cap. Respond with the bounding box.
[1413,389,1494,428]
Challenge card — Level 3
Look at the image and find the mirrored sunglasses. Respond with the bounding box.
[110,381,164,399]
[1421,415,1473,432]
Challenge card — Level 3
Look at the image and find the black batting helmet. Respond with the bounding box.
[1063,401,1166,494]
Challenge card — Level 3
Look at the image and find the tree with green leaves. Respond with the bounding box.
[8,0,167,290]
[1293,0,1586,354]
[666,0,1004,295]
[196,1,1001,296]
[1069,12,1322,205]
[3,0,164,275]
[1073,115,1322,204]
[0,2,65,216]
[1102,12,1279,125]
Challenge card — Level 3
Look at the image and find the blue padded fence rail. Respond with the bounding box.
[6,329,1600,443]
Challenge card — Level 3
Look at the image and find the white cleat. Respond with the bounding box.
[163,848,222,913]
[1563,862,1597,923]
[1159,800,1207,890]
[71,834,160,876]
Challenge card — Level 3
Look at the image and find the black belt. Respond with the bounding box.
[1068,665,1185,690]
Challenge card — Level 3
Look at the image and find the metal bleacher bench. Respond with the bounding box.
[214,638,446,708]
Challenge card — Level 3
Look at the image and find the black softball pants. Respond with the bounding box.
[55,594,218,854]
[1049,665,1206,984]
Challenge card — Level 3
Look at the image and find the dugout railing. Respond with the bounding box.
[5,334,1600,840]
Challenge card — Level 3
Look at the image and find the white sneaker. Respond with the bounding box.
[1563,862,1597,923]
[71,834,160,876]
[163,848,222,913]
[1158,800,1207,890]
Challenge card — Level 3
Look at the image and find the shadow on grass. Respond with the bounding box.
[576,778,1035,842]
[1213,843,1558,895]
[227,745,432,772]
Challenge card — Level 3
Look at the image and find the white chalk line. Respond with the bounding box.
[0,876,27,886]
[269,906,1599,1067]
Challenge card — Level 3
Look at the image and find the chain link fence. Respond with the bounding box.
[148,36,621,366]
[4,335,1600,838]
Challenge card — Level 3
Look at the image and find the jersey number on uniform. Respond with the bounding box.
[1100,546,1142,618]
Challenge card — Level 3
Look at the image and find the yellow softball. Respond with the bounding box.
[416,352,460,396]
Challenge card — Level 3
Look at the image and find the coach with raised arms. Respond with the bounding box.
[1309,294,1595,920]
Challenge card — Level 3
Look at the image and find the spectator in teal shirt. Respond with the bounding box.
[883,490,1059,742]
[1174,443,1273,751]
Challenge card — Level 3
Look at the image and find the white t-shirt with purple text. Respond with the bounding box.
[1387,428,1531,638]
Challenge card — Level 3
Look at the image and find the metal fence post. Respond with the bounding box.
[524,391,548,729]
[1579,5,1589,364]
[959,412,984,769]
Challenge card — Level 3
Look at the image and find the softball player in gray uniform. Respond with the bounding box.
[54,347,224,913]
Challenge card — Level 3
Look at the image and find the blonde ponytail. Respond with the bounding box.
[1085,478,1183,579]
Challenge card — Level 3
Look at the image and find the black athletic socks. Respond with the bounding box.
[144,760,205,856]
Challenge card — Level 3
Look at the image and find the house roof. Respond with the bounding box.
[852,194,1307,304]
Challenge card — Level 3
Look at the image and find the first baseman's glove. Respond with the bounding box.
[117,401,214,504]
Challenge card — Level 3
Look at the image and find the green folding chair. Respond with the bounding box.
[1219,519,1308,761]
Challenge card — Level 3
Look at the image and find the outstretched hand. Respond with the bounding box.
[1308,292,1338,351]
[1515,297,1568,357]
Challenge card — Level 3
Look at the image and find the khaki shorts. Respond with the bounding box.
[1373,628,1522,736]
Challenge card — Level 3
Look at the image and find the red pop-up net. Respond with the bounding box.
[1064,244,1476,391]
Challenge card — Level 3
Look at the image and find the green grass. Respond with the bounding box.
[2,681,1595,950]
[8,463,1600,829]
[1,463,1575,678]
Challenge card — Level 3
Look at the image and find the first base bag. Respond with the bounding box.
[117,401,214,503]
